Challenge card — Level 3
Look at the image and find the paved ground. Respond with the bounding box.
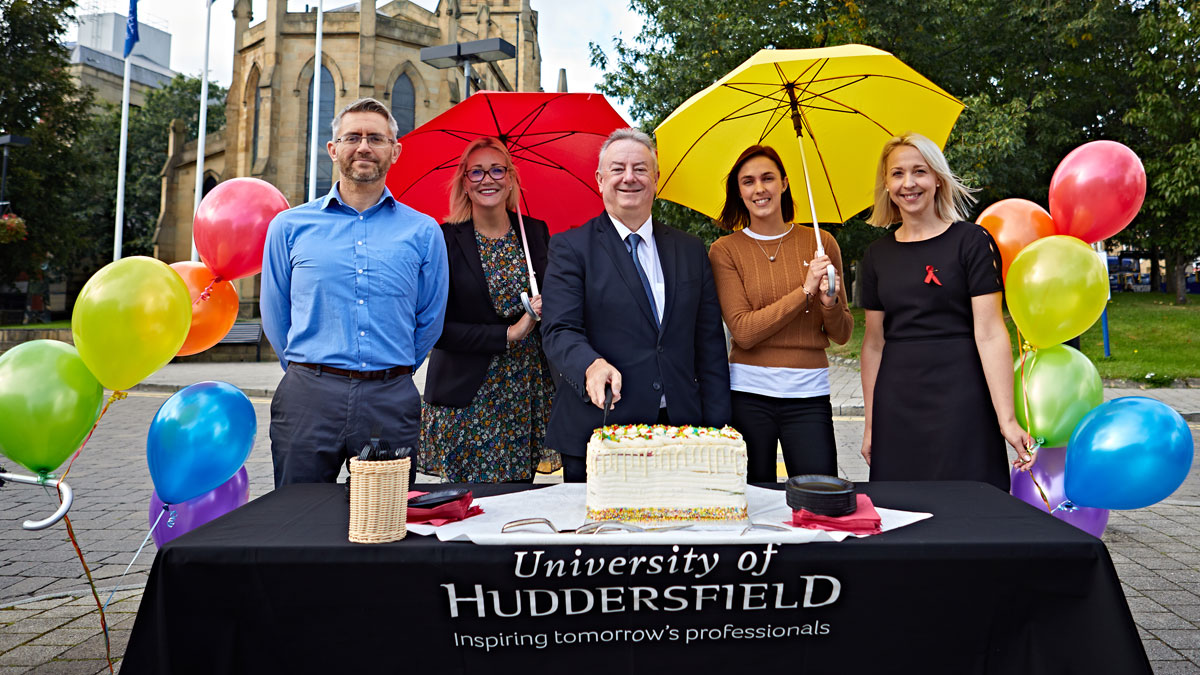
[0,361,1198,673]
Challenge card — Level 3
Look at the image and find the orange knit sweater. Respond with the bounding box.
[708,226,854,369]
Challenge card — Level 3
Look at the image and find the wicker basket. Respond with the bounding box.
[348,457,410,543]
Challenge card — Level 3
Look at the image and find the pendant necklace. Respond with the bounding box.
[751,224,794,262]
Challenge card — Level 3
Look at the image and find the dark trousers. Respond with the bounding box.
[562,406,670,483]
[562,454,587,483]
[269,364,421,487]
[730,391,836,483]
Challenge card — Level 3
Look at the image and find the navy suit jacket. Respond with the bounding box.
[423,212,549,408]
[541,211,731,457]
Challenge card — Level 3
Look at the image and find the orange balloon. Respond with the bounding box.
[976,199,1057,281]
[170,261,240,356]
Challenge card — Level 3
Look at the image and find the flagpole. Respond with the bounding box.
[113,55,133,262]
[191,0,214,262]
[307,0,324,202]
[114,1,139,262]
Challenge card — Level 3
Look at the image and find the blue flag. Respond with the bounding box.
[123,0,140,58]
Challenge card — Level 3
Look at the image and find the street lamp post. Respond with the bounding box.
[420,37,516,101]
[0,134,32,214]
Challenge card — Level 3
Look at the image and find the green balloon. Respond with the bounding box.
[1014,344,1103,448]
[0,340,104,475]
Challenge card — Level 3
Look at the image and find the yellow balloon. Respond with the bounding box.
[71,256,192,391]
[1006,235,1108,348]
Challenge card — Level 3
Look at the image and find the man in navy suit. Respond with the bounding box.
[541,128,731,482]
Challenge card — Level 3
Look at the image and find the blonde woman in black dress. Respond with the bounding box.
[859,133,1034,489]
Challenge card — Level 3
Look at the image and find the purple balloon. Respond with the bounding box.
[1011,446,1109,538]
[149,466,250,547]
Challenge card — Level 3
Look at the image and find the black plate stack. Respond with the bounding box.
[785,475,857,517]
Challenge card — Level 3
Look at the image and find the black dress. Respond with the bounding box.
[860,221,1009,490]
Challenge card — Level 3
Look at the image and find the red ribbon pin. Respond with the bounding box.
[924,265,942,286]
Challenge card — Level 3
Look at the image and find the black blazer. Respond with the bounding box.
[541,211,731,457]
[423,211,550,408]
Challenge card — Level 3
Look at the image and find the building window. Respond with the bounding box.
[392,74,415,137]
[202,174,219,198]
[251,85,261,165]
[304,65,335,198]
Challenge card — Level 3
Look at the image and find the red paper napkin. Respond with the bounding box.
[791,494,881,535]
[406,491,484,526]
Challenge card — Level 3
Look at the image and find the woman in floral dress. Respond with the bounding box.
[419,137,559,482]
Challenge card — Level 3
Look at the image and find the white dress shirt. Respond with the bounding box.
[609,213,665,324]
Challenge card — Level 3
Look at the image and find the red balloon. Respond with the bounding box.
[193,178,290,281]
[169,261,240,357]
[976,199,1057,282]
[1048,141,1145,244]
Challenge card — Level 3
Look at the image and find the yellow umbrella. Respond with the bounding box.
[655,44,964,294]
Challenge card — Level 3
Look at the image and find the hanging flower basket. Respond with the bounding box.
[0,213,27,244]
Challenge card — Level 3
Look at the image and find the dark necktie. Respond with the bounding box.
[625,232,659,327]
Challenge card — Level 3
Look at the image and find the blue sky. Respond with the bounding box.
[67,0,644,121]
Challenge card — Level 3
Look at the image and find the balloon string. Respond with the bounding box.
[102,509,164,613]
[1028,472,1054,514]
[59,390,126,485]
[60,514,114,674]
[194,276,221,305]
[1015,333,1054,512]
[50,390,126,674]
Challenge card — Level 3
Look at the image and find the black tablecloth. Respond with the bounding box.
[121,481,1149,674]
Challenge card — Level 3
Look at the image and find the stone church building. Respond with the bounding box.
[154,0,544,312]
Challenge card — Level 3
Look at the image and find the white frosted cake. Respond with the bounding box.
[585,424,748,524]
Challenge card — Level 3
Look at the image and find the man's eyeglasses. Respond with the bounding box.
[465,166,508,183]
[335,134,394,148]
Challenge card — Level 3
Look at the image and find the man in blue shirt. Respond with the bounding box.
[261,98,449,487]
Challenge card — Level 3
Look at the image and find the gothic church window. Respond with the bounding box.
[304,65,335,198]
[392,74,415,137]
[251,85,262,165]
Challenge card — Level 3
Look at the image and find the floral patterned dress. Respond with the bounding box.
[419,227,559,482]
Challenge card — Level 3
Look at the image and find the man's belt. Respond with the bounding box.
[292,362,413,380]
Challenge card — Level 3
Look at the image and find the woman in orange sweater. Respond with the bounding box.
[708,145,854,482]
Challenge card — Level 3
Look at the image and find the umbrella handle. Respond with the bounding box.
[515,201,541,321]
[0,471,74,531]
[785,96,839,301]
[521,291,540,322]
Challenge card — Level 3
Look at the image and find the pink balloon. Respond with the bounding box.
[1010,446,1108,538]
[1048,140,1146,244]
[148,466,250,547]
[193,178,290,281]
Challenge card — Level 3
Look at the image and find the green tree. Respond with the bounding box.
[1122,0,1200,304]
[590,0,1145,271]
[81,74,227,257]
[0,0,97,288]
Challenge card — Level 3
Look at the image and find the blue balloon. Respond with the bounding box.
[147,381,256,504]
[1065,397,1193,510]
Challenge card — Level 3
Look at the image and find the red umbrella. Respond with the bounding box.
[386,91,629,234]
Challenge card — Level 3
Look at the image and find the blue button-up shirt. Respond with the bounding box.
[260,183,449,371]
